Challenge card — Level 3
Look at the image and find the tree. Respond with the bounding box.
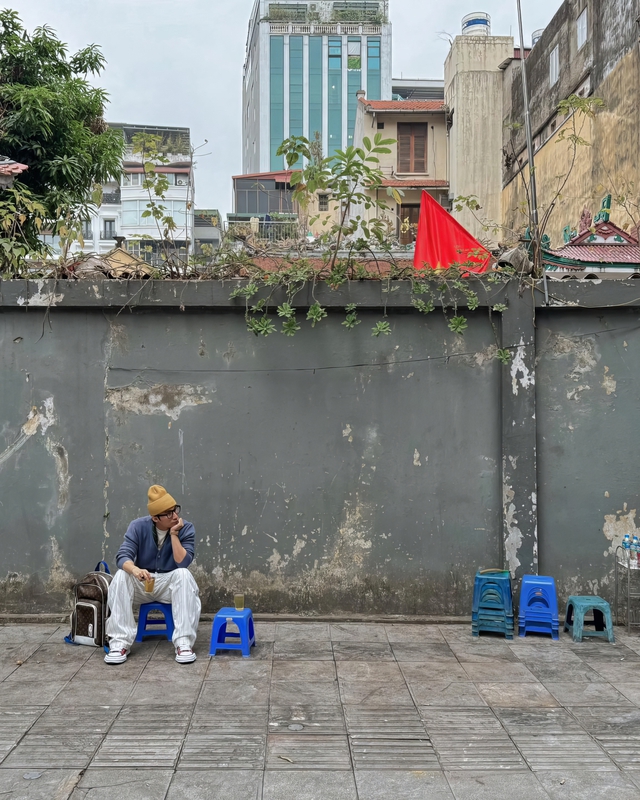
[0,10,124,268]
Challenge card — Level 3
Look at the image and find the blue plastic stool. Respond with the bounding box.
[209,607,255,657]
[518,575,559,640]
[472,570,514,639]
[564,596,615,643]
[136,602,175,642]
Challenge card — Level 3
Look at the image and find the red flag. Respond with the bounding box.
[413,190,491,273]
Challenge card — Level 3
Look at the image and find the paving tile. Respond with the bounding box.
[197,679,270,707]
[344,705,438,770]
[613,682,640,707]
[385,625,447,643]
[206,658,272,680]
[332,642,394,661]
[0,680,67,706]
[421,708,526,771]
[269,705,346,735]
[335,661,403,682]
[212,641,274,660]
[569,706,640,769]
[265,733,351,769]
[438,626,475,643]
[584,662,640,683]
[544,681,631,706]
[271,660,335,682]
[273,641,332,661]
[330,624,388,643]
[275,622,331,642]
[73,644,156,680]
[525,662,606,683]
[0,642,42,669]
[127,677,202,705]
[178,733,266,769]
[445,770,552,799]
[69,768,174,799]
[476,682,559,708]
[338,679,415,707]
[0,768,82,799]
[270,680,340,706]
[3,706,119,768]
[0,625,62,642]
[410,681,487,707]
[391,643,457,662]
[569,643,640,661]
[188,705,268,734]
[142,647,210,678]
[399,660,468,683]
[461,661,538,683]
[355,770,455,800]
[252,620,276,640]
[537,769,640,798]
[91,706,190,768]
[262,769,357,799]
[49,679,136,707]
[0,706,46,764]
[451,644,520,663]
[166,769,263,798]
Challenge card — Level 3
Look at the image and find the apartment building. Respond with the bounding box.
[82,124,194,264]
[242,0,392,173]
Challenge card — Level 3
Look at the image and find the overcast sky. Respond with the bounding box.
[6,0,562,214]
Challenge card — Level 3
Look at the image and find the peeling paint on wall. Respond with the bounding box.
[602,366,617,395]
[511,338,535,395]
[16,280,64,307]
[46,537,74,594]
[0,397,56,469]
[45,440,70,514]
[413,449,422,467]
[503,481,522,576]
[603,506,639,556]
[106,383,212,420]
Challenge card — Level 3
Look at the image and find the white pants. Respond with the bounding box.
[106,569,201,650]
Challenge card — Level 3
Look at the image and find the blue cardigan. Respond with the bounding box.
[115,515,195,572]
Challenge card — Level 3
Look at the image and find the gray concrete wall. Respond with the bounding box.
[0,279,638,617]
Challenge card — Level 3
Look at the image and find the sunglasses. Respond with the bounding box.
[156,505,181,519]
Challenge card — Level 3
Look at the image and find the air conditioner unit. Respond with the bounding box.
[176,178,188,186]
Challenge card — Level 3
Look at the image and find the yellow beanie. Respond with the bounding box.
[147,484,177,516]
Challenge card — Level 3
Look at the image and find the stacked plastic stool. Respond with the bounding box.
[518,575,559,639]
[472,569,514,639]
[135,602,175,642]
[564,596,615,643]
[209,607,256,657]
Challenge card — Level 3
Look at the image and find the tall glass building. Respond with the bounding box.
[242,1,392,173]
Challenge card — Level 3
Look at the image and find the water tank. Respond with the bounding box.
[532,28,544,46]
[461,12,491,36]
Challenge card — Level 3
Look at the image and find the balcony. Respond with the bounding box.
[227,217,302,243]
[102,189,121,205]
[100,231,117,241]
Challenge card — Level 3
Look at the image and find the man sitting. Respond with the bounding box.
[104,484,201,665]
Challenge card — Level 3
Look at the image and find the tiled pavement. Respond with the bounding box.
[1,622,640,798]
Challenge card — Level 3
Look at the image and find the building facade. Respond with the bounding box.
[70,124,195,264]
[242,0,392,174]
[502,0,640,248]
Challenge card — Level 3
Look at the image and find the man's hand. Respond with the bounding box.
[132,566,152,581]
[170,517,184,536]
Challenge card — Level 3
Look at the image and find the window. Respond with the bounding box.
[121,201,188,227]
[122,173,142,187]
[81,221,93,239]
[397,123,428,174]
[377,121,385,130]
[102,219,116,239]
[549,45,560,86]
[347,39,361,71]
[577,8,588,50]
[318,194,329,211]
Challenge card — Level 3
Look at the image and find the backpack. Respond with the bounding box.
[65,561,113,647]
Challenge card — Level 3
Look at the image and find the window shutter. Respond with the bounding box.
[397,123,412,173]
[412,124,427,173]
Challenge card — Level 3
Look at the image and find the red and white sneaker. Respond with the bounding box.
[104,646,129,665]
[175,646,196,664]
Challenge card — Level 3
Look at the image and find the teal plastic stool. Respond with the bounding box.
[564,596,615,643]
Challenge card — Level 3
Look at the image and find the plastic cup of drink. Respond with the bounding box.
[144,576,155,593]
[234,593,245,610]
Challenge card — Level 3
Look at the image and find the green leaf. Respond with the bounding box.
[492,303,508,313]
[496,348,512,364]
[307,302,328,327]
[372,321,392,337]
[448,315,468,335]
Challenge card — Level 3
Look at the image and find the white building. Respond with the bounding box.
[82,123,195,264]
[242,0,392,174]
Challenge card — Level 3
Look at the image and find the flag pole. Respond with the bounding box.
[516,0,541,276]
